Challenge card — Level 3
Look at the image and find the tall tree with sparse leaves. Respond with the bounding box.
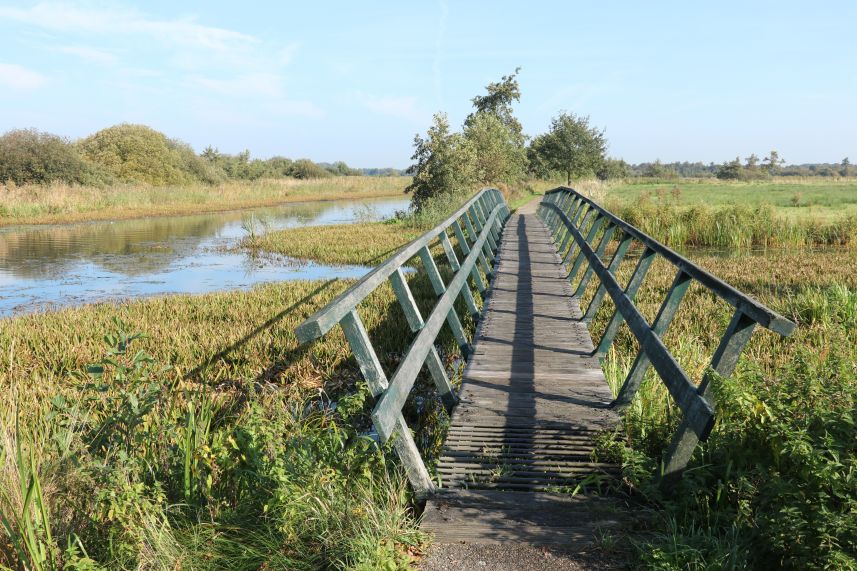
[464,68,527,186]
[405,113,476,212]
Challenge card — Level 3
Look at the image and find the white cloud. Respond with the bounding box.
[0,2,257,52]
[356,93,425,123]
[0,63,47,89]
[59,45,117,65]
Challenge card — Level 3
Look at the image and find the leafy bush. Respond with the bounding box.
[79,124,222,186]
[289,158,333,179]
[0,129,102,185]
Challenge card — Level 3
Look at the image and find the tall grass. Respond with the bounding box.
[0,237,481,568]
[576,247,857,569]
[0,176,408,227]
[608,195,857,249]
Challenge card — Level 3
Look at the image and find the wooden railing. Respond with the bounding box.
[538,187,796,479]
[296,188,510,496]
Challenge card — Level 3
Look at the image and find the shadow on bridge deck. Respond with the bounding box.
[421,200,628,550]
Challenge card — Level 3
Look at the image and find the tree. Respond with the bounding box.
[841,157,851,177]
[745,154,760,170]
[467,67,523,137]
[406,113,476,211]
[763,150,783,174]
[596,158,630,181]
[79,124,219,186]
[716,157,743,180]
[463,69,527,186]
[642,159,677,179]
[464,111,527,185]
[529,112,607,184]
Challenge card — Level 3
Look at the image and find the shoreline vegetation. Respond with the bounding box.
[2,241,854,568]
[0,176,409,227]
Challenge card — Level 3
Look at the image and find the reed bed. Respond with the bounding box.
[0,176,408,227]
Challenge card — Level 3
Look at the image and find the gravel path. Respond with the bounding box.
[418,543,624,570]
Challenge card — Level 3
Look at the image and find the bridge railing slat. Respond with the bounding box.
[295,188,509,497]
[538,187,796,480]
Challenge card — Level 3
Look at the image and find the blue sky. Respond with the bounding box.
[1,1,855,167]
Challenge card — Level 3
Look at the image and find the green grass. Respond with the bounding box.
[606,178,857,221]
[241,186,540,266]
[243,221,422,266]
[4,182,855,568]
[571,240,857,568]
[593,179,857,249]
[0,176,409,227]
[0,249,483,569]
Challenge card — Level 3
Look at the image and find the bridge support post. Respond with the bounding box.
[584,233,633,322]
[595,247,657,356]
[660,310,756,485]
[340,310,435,497]
[613,269,693,408]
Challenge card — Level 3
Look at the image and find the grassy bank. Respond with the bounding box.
[575,246,857,569]
[0,176,408,227]
[241,189,540,266]
[0,250,482,569]
[244,221,422,266]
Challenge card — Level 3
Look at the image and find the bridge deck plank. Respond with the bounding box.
[421,201,625,548]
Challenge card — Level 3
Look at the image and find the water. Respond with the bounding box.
[0,196,410,317]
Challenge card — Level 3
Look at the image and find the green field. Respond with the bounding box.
[605,178,857,221]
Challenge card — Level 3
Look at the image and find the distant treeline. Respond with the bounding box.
[622,154,852,180]
[0,124,405,187]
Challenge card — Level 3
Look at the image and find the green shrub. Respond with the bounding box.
[78,124,222,186]
[289,158,333,180]
[0,129,99,185]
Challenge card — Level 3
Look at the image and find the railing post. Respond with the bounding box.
[660,310,757,482]
[463,213,494,278]
[439,230,479,318]
[596,247,657,356]
[339,310,435,496]
[418,246,471,357]
[568,215,606,282]
[453,220,487,293]
[389,268,458,411]
[574,224,617,297]
[584,233,634,322]
[557,197,582,253]
[613,269,693,408]
[563,207,594,265]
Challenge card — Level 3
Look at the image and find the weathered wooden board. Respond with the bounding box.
[422,202,624,547]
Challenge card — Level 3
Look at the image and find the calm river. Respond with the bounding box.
[0,196,409,317]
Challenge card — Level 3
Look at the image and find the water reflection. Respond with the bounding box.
[0,196,409,316]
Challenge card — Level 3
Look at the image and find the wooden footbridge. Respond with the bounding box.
[296,187,795,549]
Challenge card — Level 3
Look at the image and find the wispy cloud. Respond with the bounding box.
[59,45,117,65]
[356,93,425,123]
[0,63,47,89]
[0,2,257,52]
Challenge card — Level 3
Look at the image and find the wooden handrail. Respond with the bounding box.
[294,188,510,496]
[543,187,795,336]
[538,187,796,480]
[296,188,508,343]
